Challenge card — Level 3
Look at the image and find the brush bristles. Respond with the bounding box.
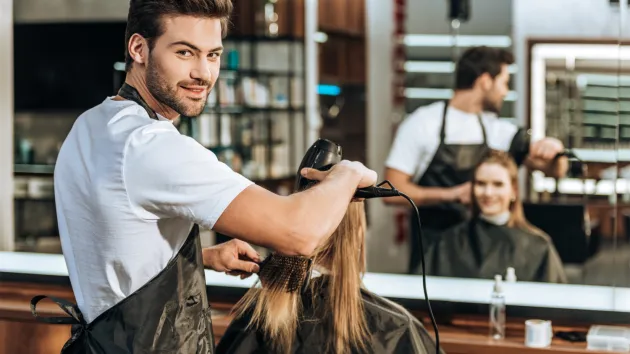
[258,254,312,293]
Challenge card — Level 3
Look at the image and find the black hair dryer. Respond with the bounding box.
[295,138,342,192]
[513,132,585,178]
[295,138,400,199]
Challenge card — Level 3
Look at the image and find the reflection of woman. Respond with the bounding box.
[216,202,440,354]
[416,150,568,284]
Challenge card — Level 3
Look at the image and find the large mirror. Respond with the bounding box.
[366,0,628,313]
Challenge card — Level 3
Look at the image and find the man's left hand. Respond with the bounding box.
[202,239,261,279]
[529,137,564,161]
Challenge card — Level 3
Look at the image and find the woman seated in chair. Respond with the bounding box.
[417,150,568,283]
[216,201,440,354]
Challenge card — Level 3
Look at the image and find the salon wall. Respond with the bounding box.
[366,0,399,272]
[405,0,511,35]
[0,0,14,252]
[512,0,630,127]
[14,0,128,22]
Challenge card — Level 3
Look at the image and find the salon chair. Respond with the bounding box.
[523,203,591,264]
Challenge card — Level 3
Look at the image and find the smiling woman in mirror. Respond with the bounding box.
[417,150,568,284]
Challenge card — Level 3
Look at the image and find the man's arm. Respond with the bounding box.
[524,155,569,178]
[126,129,375,258]
[381,168,468,207]
[213,161,374,256]
[490,120,569,179]
[523,138,569,178]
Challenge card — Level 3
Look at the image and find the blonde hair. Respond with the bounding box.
[472,150,546,237]
[232,202,370,354]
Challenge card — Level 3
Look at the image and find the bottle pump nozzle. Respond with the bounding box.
[493,274,503,293]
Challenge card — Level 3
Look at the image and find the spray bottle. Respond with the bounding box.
[490,274,506,340]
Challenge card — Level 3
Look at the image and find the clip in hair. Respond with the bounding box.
[257,254,314,294]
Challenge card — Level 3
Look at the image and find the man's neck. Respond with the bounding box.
[117,70,179,120]
[449,90,483,114]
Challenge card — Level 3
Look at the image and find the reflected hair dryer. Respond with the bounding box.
[294,138,441,353]
[512,130,580,161]
[511,131,584,177]
[295,138,401,198]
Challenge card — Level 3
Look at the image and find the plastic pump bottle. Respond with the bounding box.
[506,267,517,283]
[490,274,506,340]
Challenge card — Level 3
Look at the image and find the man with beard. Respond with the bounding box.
[382,46,568,274]
[37,0,377,352]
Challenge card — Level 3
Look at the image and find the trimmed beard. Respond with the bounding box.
[145,56,208,117]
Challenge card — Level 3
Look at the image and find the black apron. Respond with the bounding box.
[408,101,490,274]
[31,84,215,354]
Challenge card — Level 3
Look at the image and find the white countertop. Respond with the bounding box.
[2,251,628,313]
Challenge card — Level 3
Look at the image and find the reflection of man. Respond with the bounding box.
[383,46,568,274]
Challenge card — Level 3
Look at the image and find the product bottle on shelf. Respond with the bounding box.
[490,274,506,340]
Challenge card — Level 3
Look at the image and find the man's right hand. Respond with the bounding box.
[449,182,472,205]
[300,160,378,188]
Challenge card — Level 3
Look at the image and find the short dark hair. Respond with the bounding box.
[454,46,515,90]
[124,0,233,71]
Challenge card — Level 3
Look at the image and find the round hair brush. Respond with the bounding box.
[256,254,314,293]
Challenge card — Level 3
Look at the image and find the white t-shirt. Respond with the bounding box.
[385,101,520,181]
[54,98,253,323]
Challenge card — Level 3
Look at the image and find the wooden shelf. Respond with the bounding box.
[0,281,613,354]
[230,0,305,39]
[225,35,304,42]
[318,0,364,37]
[203,105,305,115]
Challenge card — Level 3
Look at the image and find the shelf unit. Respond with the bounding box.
[10,0,319,253]
[316,0,367,164]
[176,35,307,183]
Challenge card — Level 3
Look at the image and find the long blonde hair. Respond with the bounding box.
[232,202,370,354]
[471,150,545,237]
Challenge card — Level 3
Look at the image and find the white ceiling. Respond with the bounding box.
[404,0,513,59]
[405,0,513,36]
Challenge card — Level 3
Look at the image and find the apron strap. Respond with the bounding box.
[31,295,85,325]
[476,113,488,145]
[439,100,449,142]
[442,100,489,146]
[118,83,158,120]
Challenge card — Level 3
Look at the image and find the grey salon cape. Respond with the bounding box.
[215,276,442,354]
[417,217,568,283]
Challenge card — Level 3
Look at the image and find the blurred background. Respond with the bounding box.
[2,0,630,285]
[3,0,630,352]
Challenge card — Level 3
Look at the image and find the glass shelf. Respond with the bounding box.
[14,164,54,175]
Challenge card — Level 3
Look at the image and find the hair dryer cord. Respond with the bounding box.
[400,191,440,354]
[368,180,440,353]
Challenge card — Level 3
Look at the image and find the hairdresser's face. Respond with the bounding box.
[473,162,514,216]
[146,16,223,117]
[481,64,510,115]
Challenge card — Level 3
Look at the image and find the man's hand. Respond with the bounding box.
[530,137,564,161]
[449,182,471,205]
[300,160,378,188]
[525,137,569,178]
[202,239,261,279]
